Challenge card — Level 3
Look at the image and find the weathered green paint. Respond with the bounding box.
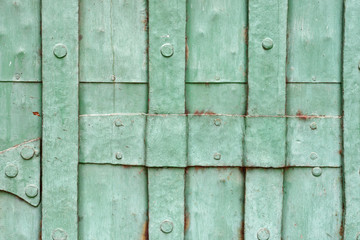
[79,83,148,114]
[286,83,342,116]
[245,169,284,240]
[287,118,342,167]
[186,83,247,115]
[185,168,244,239]
[146,115,187,167]
[1,0,358,238]
[79,164,148,239]
[287,0,343,83]
[79,0,147,83]
[148,0,186,114]
[148,168,185,240]
[80,114,146,166]
[188,115,244,166]
[42,0,79,238]
[186,0,247,83]
[0,0,41,82]
[282,168,343,239]
[343,0,360,237]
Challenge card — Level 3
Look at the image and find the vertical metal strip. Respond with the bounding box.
[147,0,186,239]
[42,0,79,239]
[343,0,360,238]
[244,0,287,239]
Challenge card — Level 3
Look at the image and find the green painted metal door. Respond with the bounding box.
[1,0,360,239]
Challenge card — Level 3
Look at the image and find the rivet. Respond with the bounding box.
[357,233,360,240]
[358,61,360,71]
[25,184,38,198]
[53,44,67,58]
[215,76,220,81]
[20,146,35,160]
[310,122,317,130]
[114,119,123,127]
[214,118,222,126]
[115,152,123,160]
[15,73,21,80]
[312,167,322,177]
[310,152,318,160]
[257,228,270,240]
[5,164,18,178]
[262,38,273,50]
[160,43,174,57]
[111,75,116,81]
[214,153,221,160]
[160,220,173,234]
[52,228,68,240]
[312,76,316,82]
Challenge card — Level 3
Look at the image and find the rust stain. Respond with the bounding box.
[193,110,217,116]
[296,110,313,120]
[338,149,343,155]
[32,112,40,117]
[138,168,144,175]
[142,10,148,31]
[141,220,149,240]
[185,39,189,64]
[184,212,190,232]
[243,27,248,45]
[121,165,132,169]
[38,219,42,240]
[239,220,244,240]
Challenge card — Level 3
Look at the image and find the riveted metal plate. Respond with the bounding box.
[287,118,342,167]
[0,138,40,206]
[282,167,342,239]
[188,115,244,166]
[146,115,187,167]
[80,114,146,165]
[245,117,286,167]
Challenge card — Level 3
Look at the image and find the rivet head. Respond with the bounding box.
[15,73,21,80]
[214,153,221,160]
[25,184,38,198]
[160,43,174,57]
[115,152,123,160]
[53,44,67,58]
[52,228,68,240]
[20,146,35,160]
[5,164,18,178]
[114,119,123,127]
[111,75,116,81]
[312,167,322,177]
[310,152,318,160]
[214,118,222,126]
[160,220,173,234]
[262,38,273,50]
[310,122,317,130]
[257,228,270,240]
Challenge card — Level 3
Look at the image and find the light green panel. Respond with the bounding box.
[79,164,148,240]
[186,84,247,115]
[186,0,247,83]
[79,0,147,82]
[188,116,244,166]
[343,0,360,237]
[287,0,343,83]
[245,117,286,167]
[0,0,41,82]
[0,83,41,150]
[0,193,41,239]
[287,118,342,167]
[80,114,145,165]
[282,167,343,239]
[148,168,185,240]
[286,83,342,116]
[79,83,148,114]
[245,169,283,240]
[247,0,287,116]
[146,115,187,167]
[185,168,244,239]
[148,0,186,114]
